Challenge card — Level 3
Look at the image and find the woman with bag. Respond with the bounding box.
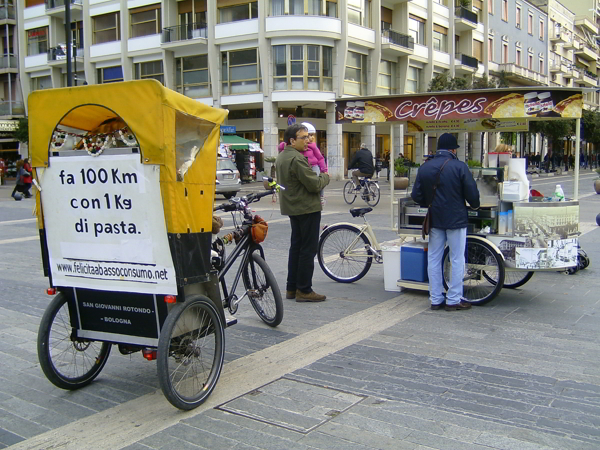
[22,158,33,198]
[11,159,25,200]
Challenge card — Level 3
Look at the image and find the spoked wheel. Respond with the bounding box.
[485,270,533,289]
[442,237,504,305]
[343,181,357,205]
[318,224,373,283]
[38,293,111,390]
[242,252,284,327]
[364,181,380,207]
[157,296,225,410]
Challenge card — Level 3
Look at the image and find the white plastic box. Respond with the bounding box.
[382,246,401,292]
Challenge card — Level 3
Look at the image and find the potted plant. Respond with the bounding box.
[595,168,600,194]
[394,159,409,190]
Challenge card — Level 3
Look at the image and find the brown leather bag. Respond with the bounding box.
[421,159,450,240]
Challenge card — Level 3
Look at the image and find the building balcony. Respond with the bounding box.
[454,7,478,32]
[265,15,341,40]
[47,45,83,66]
[575,17,598,35]
[0,101,25,116]
[0,4,15,22]
[381,29,414,58]
[562,64,575,79]
[0,54,17,73]
[578,70,598,87]
[550,29,566,43]
[549,59,561,72]
[45,0,82,19]
[564,36,579,50]
[455,53,478,74]
[162,23,207,45]
[575,44,598,62]
[494,63,548,86]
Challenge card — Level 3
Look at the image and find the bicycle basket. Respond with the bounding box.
[251,215,268,244]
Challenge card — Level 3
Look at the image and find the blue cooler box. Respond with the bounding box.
[401,242,428,282]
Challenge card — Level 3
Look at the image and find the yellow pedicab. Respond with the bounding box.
[30,80,230,410]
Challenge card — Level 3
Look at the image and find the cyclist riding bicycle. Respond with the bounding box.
[348,143,374,191]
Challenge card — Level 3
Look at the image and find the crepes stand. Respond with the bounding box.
[219,134,263,182]
[335,87,585,304]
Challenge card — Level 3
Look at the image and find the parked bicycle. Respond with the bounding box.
[212,183,284,327]
[343,176,380,207]
[317,207,383,283]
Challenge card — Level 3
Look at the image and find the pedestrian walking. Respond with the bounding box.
[276,123,330,302]
[411,133,480,311]
[22,158,33,198]
[11,159,27,200]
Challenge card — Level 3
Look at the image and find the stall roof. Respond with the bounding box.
[220,135,263,152]
[335,87,584,133]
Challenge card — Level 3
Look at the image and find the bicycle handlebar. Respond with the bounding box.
[213,178,285,212]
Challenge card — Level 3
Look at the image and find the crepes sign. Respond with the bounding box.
[335,89,583,131]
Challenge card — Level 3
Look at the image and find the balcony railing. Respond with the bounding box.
[45,0,82,8]
[0,101,25,115]
[162,23,208,43]
[381,29,414,50]
[585,69,598,79]
[0,5,15,20]
[455,6,477,24]
[47,45,82,61]
[0,54,16,69]
[456,53,478,69]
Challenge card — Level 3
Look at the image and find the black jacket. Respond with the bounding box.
[411,151,480,230]
[348,148,374,174]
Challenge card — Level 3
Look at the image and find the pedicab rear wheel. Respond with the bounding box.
[38,293,111,390]
[157,295,225,410]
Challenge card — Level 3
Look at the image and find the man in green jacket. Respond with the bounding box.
[276,123,330,302]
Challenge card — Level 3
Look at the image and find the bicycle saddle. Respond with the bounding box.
[350,207,373,217]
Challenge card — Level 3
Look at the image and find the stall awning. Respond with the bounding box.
[220,135,263,152]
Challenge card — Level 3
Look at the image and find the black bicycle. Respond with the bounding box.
[343,176,380,207]
[212,187,284,327]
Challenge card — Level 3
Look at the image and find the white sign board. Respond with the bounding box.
[42,154,177,295]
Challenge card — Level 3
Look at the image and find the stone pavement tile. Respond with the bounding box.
[230,444,262,450]
[474,431,554,449]
[182,412,247,439]
[316,421,417,450]
[0,428,24,447]
[536,415,600,440]
[30,410,73,429]
[0,397,49,421]
[403,429,495,450]
[14,389,97,420]
[329,410,412,439]
[507,427,600,450]
[203,408,270,431]
[0,409,49,439]
[163,423,240,450]
[228,427,317,450]
[297,430,377,450]
[120,443,154,450]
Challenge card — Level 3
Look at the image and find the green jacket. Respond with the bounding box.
[276,146,330,216]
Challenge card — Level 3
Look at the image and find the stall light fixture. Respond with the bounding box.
[164,295,177,303]
[46,287,56,295]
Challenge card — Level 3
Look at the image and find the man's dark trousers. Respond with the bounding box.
[287,211,321,293]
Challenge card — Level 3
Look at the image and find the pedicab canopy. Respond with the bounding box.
[29,80,228,295]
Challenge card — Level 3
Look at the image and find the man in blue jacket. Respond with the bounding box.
[411,133,480,311]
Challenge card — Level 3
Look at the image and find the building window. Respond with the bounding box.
[433,25,448,52]
[516,5,521,29]
[273,45,332,91]
[472,0,483,22]
[134,60,164,84]
[31,75,52,91]
[130,4,161,38]
[539,19,544,40]
[344,51,367,96]
[516,48,521,66]
[501,0,508,21]
[220,2,258,23]
[97,66,123,83]
[222,48,261,95]
[528,13,533,34]
[502,42,508,63]
[27,27,48,56]
[176,54,210,98]
[488,0,493,15]
[488,37,493,61]
[178,0,207,32]
[539,58,544,74]
[473,39,483,62]
[376,60,396,95]
[348,0,364,26]
[528,53,533,70]
[93,13,120,44]
[409,15,425,45]
[406,66,420,93]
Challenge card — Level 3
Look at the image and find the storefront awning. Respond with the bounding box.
[220,135,263,152]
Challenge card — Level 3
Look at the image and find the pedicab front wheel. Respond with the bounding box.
[38,293,112,390]
[157,295,225,410]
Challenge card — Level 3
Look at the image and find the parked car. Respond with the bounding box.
[215,157,241,199]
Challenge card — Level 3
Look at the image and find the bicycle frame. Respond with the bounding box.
[327,218,381,260]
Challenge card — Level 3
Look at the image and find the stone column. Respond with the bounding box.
[473,132,483,164]
[263,99,278,176]
[361,124,376,169]
[457,133,467,162]
[327,103,344,180]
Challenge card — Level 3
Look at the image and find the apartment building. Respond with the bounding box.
[0,0,24,164]
[14,0,592,178]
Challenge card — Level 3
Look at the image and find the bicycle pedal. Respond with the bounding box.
[224,310,237,327]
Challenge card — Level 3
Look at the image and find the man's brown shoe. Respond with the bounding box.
[445,300,472,311]
[296,290,326,302]
[286,290,296,299]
